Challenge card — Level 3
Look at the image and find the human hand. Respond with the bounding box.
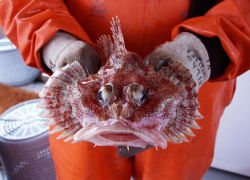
[145,32,211,91]
[42,31,100,73]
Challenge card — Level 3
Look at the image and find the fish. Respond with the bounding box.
[39,17,203,149]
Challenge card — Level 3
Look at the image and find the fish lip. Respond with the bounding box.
[73,122,168,148]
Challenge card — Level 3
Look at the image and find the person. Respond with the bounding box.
[0,0,249,179]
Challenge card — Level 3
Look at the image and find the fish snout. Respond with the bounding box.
[112,103,123,118]
[111,103,133,119]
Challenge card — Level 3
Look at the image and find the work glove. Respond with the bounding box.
[118,32,211,158]
[42,31,100,73]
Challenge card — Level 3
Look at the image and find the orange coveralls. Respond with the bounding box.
[0,0,249,179]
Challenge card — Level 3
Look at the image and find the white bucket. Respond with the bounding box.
[0,99,56,180]
[0,35,41,86]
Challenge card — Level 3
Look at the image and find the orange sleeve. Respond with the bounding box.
[0,0,92,74]
[172,0,250,81]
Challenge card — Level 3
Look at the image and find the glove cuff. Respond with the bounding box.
[172,32,211,89]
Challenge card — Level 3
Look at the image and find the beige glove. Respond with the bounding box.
[42,31,100,73]
[146,32,211,91]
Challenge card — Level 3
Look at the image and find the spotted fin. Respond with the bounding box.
[97,16,126,59]
[38,61,86,141]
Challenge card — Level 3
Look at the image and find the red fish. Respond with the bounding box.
[39,17,202,149]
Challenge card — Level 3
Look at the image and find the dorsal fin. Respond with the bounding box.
[97,16,126,59]
[110,16,126,53]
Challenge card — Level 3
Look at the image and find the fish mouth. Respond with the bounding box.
[73,122,168,148]
[101,133,139,142]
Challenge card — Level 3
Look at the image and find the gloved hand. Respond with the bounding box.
[42,31,100,73]
[118,32,211,158]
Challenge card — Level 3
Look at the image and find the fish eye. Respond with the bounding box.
[97,83,113,106]
[130,83,148,105]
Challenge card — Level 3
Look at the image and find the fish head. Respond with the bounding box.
[73,50,182,148]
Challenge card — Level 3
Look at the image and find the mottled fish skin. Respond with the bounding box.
[39,17,202,149]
